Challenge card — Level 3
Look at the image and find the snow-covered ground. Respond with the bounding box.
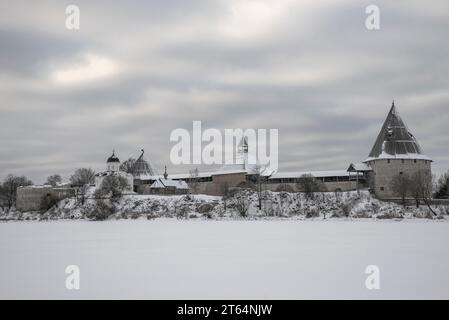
[3,190,447,221]
[1,219,449,299]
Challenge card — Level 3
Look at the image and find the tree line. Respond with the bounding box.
[1,164,448,212]
[390,170,449,210]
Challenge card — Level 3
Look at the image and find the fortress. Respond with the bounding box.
[130,102,432,199]
[16,102,432,211]
[362,102,432,198]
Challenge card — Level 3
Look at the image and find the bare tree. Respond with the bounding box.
[249,165,266,210]
[410,171,424,208]
[45,174,62,187]
[390,173,410,207]
[297,174,320,199]
[76,184,90,206]
[188,168,200,194]
[421,173,437,216]
[435,171,449,199]
[220,182,231,211]
[1,174,33,209]
[120,158,136,175]
[409,170,437,215]
[70,168,95,186]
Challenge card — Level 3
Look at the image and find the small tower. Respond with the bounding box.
[363,101,432,199]
[106,150,120,172]
[237,136,249,170]
[163,166,168,180]
[238,136,249,153]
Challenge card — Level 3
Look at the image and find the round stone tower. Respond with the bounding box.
[363,102,432,199]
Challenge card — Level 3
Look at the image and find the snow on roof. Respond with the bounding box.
[18,185,52,189]
[134,174,159,180]
[210,169,248,176]
[150,178,190,190]
[138,169,249,181]
[269,170,360,179]
[169,172,211,179]
[364,152,432,162]
[140,168,354,181]
[95,171,131,177]
[347,163,372,172]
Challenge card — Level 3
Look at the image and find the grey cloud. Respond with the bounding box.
[0,0,448,184]
[0,28,86,76]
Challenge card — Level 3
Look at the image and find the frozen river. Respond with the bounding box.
[1,219,448,299]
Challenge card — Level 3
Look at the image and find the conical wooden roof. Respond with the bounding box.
[132,149,154,177]
[364,102,431,162]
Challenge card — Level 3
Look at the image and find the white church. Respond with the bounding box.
[94,151,134,192]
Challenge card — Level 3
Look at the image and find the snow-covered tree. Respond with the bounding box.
[234,192,250,217]
[95,175,129,200]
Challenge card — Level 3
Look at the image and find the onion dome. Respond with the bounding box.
[107,150,120,163]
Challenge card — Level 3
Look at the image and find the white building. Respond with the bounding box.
[149,166,190,194]
[95,151,134,193]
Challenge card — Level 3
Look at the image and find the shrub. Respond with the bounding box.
[235,196,250,217]
[275,184,294,193]
[305,206,319,218]
[87,200,115,221]
[40,193,60,212]
[341,203,352,217]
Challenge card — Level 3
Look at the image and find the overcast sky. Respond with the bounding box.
[0,0,448,184]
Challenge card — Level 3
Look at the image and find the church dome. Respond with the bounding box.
[107,151,120,163]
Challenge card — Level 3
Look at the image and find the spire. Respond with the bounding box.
[364,101,431,162]
[163,166,168,179]
[390,100,396,115]
[136,148,145,161]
